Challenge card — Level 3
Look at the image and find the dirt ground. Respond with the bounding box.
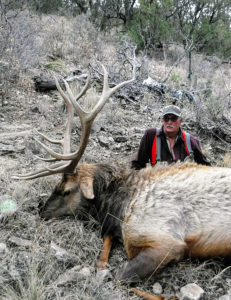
[0,68,231,300]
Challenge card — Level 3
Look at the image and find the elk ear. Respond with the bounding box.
[79,177,94,199]
[63,174,78,191]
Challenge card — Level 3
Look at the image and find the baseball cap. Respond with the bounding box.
[162,105,181,117]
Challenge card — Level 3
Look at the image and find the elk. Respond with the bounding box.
[13,63,231,300]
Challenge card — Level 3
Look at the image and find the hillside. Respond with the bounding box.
[0,11,231,300]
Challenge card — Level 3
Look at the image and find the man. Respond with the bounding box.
[131,105,210,170]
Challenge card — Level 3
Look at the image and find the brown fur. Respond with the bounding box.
[40,161,231,296]
[96,235,112,269]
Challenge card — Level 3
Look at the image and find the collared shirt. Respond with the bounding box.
[166,136,179,160]
[131,127,211,170]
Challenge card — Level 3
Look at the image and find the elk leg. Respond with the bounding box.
[119,244,185,282]
[96,235,112,269]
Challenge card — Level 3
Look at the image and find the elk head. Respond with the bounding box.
[12,61,136,219]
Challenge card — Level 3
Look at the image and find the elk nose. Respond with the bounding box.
[38,201,45,213]
[39,208,52,220]
[38,201,50,219]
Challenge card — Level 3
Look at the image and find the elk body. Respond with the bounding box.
[13,61,231,300]
[40,162,231,283]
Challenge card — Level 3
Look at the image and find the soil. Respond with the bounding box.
[0,71,231,300]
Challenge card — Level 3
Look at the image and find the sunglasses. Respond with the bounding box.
[163,115,179,122]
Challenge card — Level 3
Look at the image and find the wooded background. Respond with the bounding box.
[0,2,231,300]
[1,0,231,61]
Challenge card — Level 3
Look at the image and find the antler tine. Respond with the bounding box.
[90,62,136,118]
[59,60,136,170]
[12,76,92,180]
[35,129,62,145]
[50,60,136,162]
[12,161,71,180]
[69,60,136,124]
[34,155,57,162]
[55,77,75,154]
[75,75,91,101]
[12,59,136,180]
[26,76,91,162]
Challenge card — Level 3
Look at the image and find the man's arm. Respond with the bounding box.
[190,136,211,166]
[131,129,156,170]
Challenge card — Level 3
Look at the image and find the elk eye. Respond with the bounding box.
[63,190,70,196]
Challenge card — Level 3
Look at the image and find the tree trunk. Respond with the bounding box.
[188,50,192,80]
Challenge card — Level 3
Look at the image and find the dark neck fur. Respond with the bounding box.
[82,164,133,240]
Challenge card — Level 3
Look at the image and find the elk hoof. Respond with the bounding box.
[95,259,107,269]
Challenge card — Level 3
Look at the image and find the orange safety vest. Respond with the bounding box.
[151,128,192,166]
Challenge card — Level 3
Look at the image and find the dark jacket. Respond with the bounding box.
[131,127,211,170]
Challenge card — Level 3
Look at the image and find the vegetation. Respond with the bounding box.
[1,0,231,59]
[0,2,231,299]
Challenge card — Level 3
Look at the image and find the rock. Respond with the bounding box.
[13,251,32,277]
[78,266,92,279]
[8,236,32,248]
[50,241,80,266]
[134,127,144,133]
[0,243,8,256]
[96,268,112,283]
[8,263,21,280]
[98,135,113,147]
[112,144,122,150]
[114,136,128,143]
[55,266,92,286]
[152,282,163,295]
[142,76,164,92]
[92,120,103,133]
[0,143,15,155]
[226,279,231,287]
[0,195,17,216]
[218,295,231,300]
[179,283,204,300]
[31,106,40,113]
[54,265,82,286]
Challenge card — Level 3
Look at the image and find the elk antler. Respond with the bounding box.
[12,60,136,180]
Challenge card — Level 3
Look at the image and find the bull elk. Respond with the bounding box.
[13,62,231,300]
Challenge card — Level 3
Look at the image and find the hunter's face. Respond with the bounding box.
[162,114,182,135]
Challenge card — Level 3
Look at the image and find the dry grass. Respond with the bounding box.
[1,194,229,300]
[2,8,230,125]
[221,152,231,167]
[0,181,134,300]
[1,9,231,300]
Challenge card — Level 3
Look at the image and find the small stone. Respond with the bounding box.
[8,236,32,248]
[218,295,231,300]
[0,196,17,215]
[0,243,8,256]
[55,265,82,286]
[152,282,163,295]
[54,266,92,286]
[226,279,231,287]
[179,283,204,300]
[114,136,127,143]
[78,266,91,279]
[50,241,80,266]
[120,99,126,106]
[134,127,144,133]
[96,268,112,283]
[98,135,110,147]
